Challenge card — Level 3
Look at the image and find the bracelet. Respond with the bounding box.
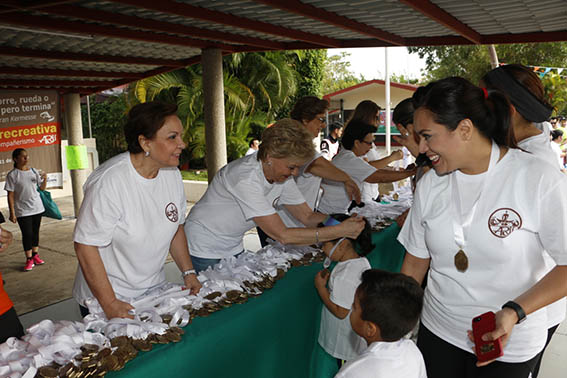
[315,230,319,243]
[501,300,526,324]
[181,269,196,278]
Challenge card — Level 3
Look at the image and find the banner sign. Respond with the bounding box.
[0,90,63,190]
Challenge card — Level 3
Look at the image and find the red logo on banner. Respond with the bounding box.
[0,122,60,152]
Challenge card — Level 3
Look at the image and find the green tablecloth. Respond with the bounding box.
[108,224,406,378]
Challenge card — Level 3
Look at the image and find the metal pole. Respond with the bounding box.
[488,45,499,69]
[86,94,92,138]
[385,47,391,155]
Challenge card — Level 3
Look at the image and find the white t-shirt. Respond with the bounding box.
[185,153,306,259]
[72,152,187,305]
[398,148,567,362]
[335,339,427,378]
[518,130,567,328]
[362,146,380,202]
[319,257,371,360]
[319,149,376,214]
[551,142,563,170]
[4,168,45,218]
[245,148,257,156]
[278,153,322,228]
[321,137,340,160]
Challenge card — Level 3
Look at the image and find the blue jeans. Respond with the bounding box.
[191,251,244,273]
[190,256,221,273]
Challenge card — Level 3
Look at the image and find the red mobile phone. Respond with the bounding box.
[472,311,503,362]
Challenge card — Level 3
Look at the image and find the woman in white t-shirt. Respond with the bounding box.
[482,64,566,377]
[4,148,47,272]
[551,130,565,171]
[73,102,201,320]
[274,97,360,233]
[398,77,567,378]
[318,121,416,215]
[347,100,404,202]
[185,119,365,272]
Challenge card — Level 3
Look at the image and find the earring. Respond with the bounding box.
[145,151,150,157]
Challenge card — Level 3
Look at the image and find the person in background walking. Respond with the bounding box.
[5,148,47,272]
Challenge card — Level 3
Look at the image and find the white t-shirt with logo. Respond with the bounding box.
[398,148,567,363]
[335,339,427,378]
[319,257,371,361]
[4,168,45,218]
[321,137,340,160]
[278,153,322,228]
[72,152,187,305]
[185,153,306,259]
[319,149,376,215]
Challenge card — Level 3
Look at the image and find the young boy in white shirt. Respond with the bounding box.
[336,269,427,378]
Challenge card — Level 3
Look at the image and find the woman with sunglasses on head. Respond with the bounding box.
[267,97,361,244]
[398,76,567,378]
[482,64,564,378]
[317,121,416,215]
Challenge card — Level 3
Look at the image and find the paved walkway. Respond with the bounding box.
[0,195,565,377]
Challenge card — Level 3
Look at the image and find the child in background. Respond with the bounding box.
[336,269,426,378]
[314,214,374,364]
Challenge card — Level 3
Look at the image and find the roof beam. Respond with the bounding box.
[0,11,237,51]
[399,0,482,44]
[0,67,144,79]
[0,0,77,15]
[254,0,405,46]
[1,79,121,88]
[483,31,567,44]
[0,47,186,67]
[109,0,342,48]
[40,4,284,50]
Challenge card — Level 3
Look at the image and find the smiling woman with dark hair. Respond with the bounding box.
[73,101,201,320]
[398,76,567,378]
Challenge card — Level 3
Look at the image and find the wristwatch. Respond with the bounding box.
[502,301,526,324]
[181,269,196,278]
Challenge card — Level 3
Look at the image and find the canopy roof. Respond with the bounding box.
[1,0,566,94]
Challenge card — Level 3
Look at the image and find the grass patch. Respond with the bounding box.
[181,170,208,181]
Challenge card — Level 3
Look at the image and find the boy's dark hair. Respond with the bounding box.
[551,129,563,140]
[357,269,423,341]
[329,122,343,132]
[317,214,374,256]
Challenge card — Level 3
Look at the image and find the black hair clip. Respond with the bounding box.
[348,200,365,212]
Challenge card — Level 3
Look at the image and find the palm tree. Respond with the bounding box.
[133,52,300,162]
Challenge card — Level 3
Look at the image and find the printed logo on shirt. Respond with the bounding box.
[165,202,178,223]
[488,208,522,238]
[272,196,282,210]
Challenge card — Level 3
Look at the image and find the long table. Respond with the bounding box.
[108,224,406,378]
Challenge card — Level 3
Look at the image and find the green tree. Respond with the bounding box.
[408,42,567,84]
[321,51,366,95]
[80,94,129,163]
[542,72,567,116]
[390,73,420,85]
[276,49,327,119]
[134,51,303,164]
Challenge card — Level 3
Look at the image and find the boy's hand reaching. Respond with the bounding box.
[315,269,330,290]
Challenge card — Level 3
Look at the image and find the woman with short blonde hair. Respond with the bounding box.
[185,119,365,272]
